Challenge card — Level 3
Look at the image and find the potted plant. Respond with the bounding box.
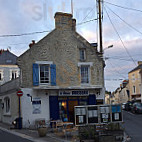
[37,120,47,137]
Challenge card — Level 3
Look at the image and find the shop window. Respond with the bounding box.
[81,66,90,84]
[4,97,10,114]
[59,101,68,122]
[10,70,18,80]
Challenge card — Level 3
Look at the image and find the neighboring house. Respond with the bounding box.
[105,91,115,104]
[113,80,129,104]
[0,12,105,128]
[128,61,142,102]
[139,69,142,103]
[0,49,19,85]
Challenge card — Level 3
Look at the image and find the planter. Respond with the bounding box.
[38,127,47,137]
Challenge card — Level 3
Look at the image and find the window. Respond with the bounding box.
[133,86,136,94]
[40,65,50,83]
[81,66,90,84]
[11,70,18,80]
[4,97,10,113]
[80,49,86,61]
[0,70,3,81]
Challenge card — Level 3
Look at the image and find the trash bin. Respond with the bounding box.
[12,117,23,129]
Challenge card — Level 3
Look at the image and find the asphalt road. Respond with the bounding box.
[0,129,33,142]
[123,110,142,142]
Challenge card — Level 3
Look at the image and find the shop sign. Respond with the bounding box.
[59,90,89,96]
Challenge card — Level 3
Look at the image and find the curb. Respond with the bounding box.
[0,126,47,142]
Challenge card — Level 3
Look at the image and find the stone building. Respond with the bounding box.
[128,61,142,102]
[0,12,105,128]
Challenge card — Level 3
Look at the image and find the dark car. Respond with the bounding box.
[125,101,134,111]
[131,102,142,114]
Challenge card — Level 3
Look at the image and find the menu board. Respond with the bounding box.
[88,106,98,124]
[111,105,122,122]
[75,107,87,126]
[100,106,111,123]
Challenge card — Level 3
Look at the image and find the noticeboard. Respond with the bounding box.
[75,106,87,126]
[75,104,122,126]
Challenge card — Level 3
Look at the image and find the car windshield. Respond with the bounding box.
[137,103,142,107]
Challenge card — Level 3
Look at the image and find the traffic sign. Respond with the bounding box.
[17,90,23,97]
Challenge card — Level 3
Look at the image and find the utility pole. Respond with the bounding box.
[98,0,103,55]
[71,0,73,16]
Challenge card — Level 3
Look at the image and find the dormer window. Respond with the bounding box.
[80,49,86,61]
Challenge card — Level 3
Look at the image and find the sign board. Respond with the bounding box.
[75,104,122,126]
[75,106,87,125]
[17,90,23,97]
[59,90,89,96]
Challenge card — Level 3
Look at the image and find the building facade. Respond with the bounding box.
[0,12,105,128]
[0,49,19,85]
[128,61,142,102]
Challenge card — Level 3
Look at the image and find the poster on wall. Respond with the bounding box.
[88,106,98,124]
[32,98,41,114]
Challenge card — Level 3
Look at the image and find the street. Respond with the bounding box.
[123,110,142,142]
[0,129,33,142]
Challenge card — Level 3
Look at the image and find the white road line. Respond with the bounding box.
[125,111,135,116]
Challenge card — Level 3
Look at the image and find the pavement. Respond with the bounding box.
[0,122,79,142]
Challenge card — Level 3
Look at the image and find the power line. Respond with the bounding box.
[0,31,50,38]
[77,18,98,26]
[105,5,142,36]
[104,6,137,66]
[104,0,142,13]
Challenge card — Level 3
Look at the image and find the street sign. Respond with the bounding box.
[17,90,23,97]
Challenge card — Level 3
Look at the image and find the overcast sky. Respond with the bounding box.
[0,0,142,92]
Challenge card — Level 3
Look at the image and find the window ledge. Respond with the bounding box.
[78,62,93,67]
[3,113,11,116]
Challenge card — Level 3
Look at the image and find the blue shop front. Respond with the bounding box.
[49,90,96,123]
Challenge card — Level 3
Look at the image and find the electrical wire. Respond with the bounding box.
[105,5,142,36]
[104,1,142,13]
[104,6,137,66]
[0,31,50,38]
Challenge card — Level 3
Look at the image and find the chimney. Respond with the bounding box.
[54,12,76,31]
[138,61,142,65]
[29,40,35,48]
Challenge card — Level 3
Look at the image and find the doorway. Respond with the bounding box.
[68,100,78,122]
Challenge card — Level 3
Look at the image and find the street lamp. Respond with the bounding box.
[103,45,113,51]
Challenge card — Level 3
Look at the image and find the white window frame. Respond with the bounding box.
[10,69,19,80]
[39,64,50,84]
[80,65,90,84]
[35,61,53,85]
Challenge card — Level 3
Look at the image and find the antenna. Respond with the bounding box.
[71,0,73,16]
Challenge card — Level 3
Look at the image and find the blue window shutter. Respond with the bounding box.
[50,64,56,86]
[49,96,59,120]
[88,95,96,105]
[33,63,39,86]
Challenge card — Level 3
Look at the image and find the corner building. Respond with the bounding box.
[17,12,105,127]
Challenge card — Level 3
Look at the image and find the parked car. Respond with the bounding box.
[131,102,142,114]
[125,101,134,111]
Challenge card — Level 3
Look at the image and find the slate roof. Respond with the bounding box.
[128,64,142,73]
[0,50,17,65]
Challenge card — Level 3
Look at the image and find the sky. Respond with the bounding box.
[0,0,142,92]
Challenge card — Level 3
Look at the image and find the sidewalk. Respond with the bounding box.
[0,122,79,142]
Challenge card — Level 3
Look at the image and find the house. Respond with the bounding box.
[0,12,105,128]
[113,80,129,104]
[128,61,142,102]
[0,49,19,85]
[139,69,142,102]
